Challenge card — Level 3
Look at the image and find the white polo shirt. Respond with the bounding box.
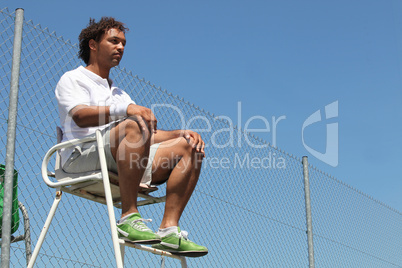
[55,66,135,165]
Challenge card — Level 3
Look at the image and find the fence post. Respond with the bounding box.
[1,8,24,268]
[302,156,315,268]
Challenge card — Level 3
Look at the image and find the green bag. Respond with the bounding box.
[0,164,20,235]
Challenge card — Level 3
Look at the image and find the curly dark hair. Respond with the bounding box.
[78,17,129,64]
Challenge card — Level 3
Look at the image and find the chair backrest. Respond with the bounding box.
[56,126,63,144]
[54,127,104,182]
[54,126,65,179]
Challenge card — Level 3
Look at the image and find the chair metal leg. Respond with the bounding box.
[120,242,125,267]
[179,256,188,268]
[103,177,124,268]
[27,191,62,268]
[96,130,124,268]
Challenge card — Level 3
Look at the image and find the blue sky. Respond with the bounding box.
[4,0,401,211]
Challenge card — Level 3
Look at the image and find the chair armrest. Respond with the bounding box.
[41,134,100,188]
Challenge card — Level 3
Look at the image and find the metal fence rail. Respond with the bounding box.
[0,8,401,267]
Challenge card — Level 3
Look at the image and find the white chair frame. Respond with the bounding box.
[27,129,187,268]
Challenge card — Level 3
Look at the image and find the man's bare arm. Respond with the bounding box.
[70,104,158,132]
[70,105,111,128]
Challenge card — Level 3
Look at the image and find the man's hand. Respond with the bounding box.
[183,130,205,156]
[127,104,158,134]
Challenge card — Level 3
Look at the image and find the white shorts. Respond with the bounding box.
[62,122,160,186]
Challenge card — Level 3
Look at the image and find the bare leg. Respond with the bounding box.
[109,118,151,218]
[151,138,204,228]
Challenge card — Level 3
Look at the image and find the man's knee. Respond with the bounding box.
[110,119,151,155]
[178,138,204,162]
[123,118,151,144]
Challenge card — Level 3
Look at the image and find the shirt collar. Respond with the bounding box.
[78,66,114,88]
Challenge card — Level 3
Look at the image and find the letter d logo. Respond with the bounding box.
[302,101,338,167]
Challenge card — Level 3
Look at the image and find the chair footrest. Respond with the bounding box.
[119,239,184,260]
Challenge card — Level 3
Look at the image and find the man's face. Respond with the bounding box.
[95,28,126,68]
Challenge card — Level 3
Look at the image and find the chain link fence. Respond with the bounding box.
[0,8,401,267]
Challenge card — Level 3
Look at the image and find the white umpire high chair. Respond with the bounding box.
[27,128,188,268]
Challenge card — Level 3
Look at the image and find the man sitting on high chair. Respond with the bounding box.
[55,17,208,257]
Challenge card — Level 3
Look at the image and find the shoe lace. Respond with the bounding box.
[131,218,152,231]
[178,230,190,241]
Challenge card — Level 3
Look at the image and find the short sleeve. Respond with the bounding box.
[55,72,91,115]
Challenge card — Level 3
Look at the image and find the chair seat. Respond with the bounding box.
[58,170,164,208]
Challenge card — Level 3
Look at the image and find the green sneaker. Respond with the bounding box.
[116,213,161,244]
[152,227,208,257]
